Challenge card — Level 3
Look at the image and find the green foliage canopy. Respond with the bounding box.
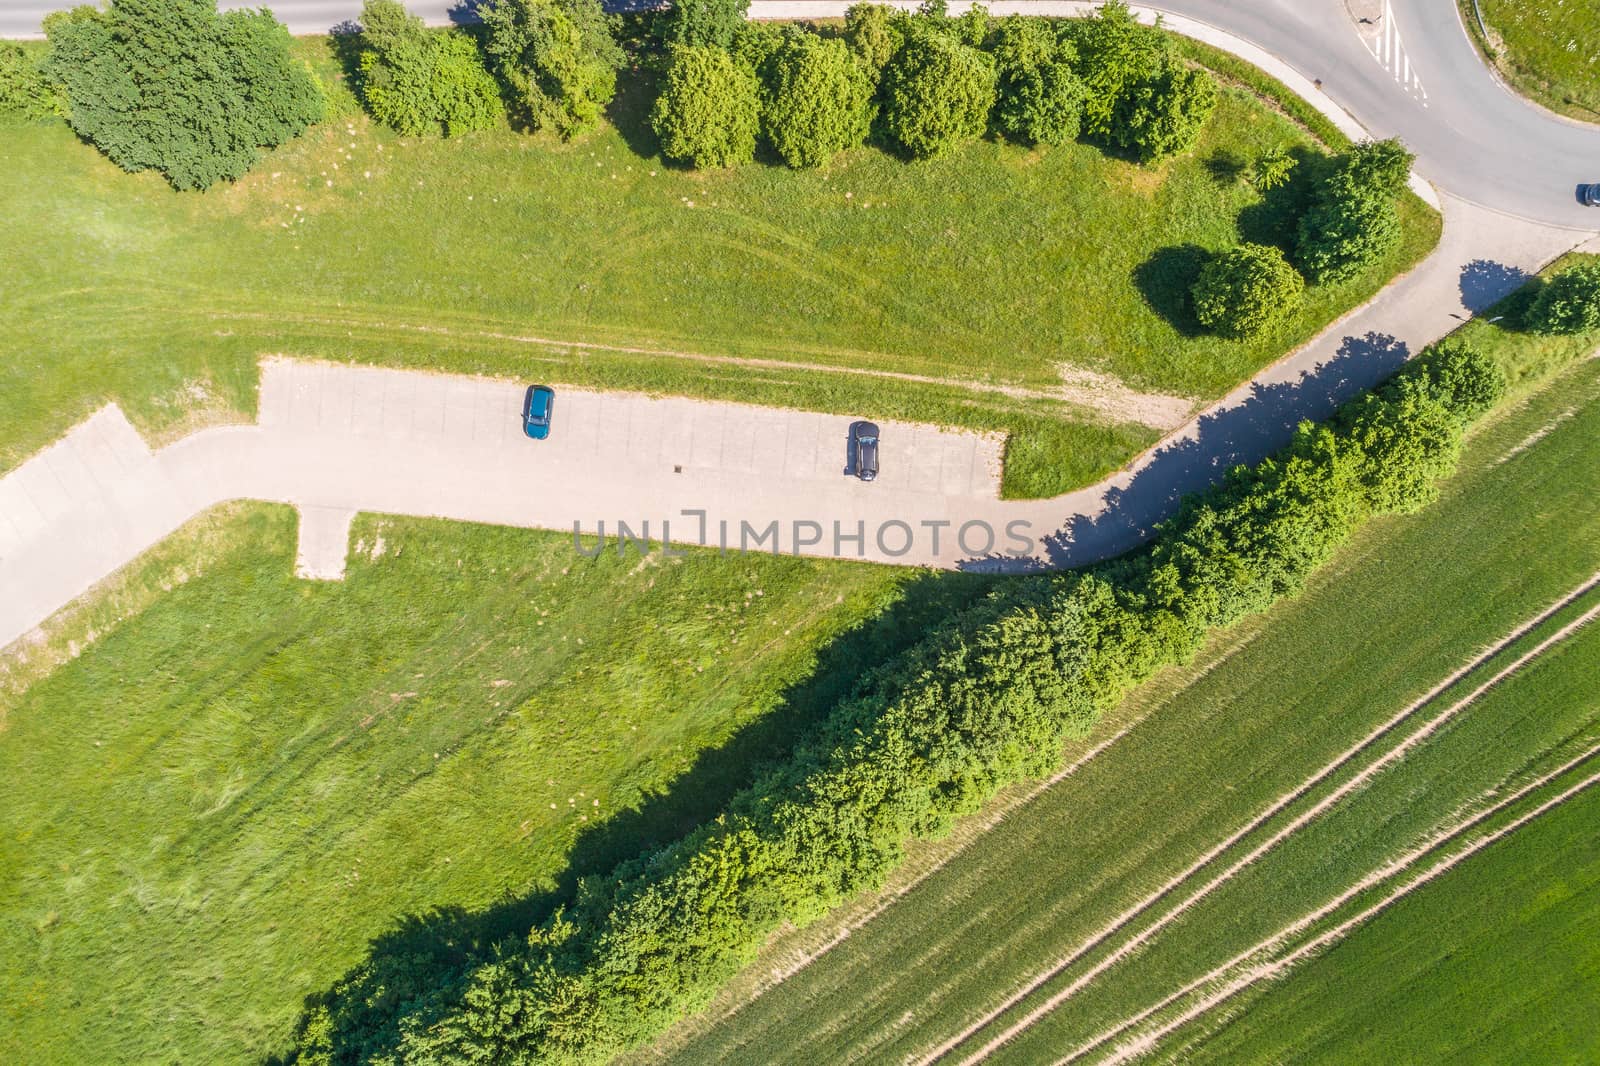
[657,0,751,51]
[1191,243,1305,339]
[760,33,874,168]
[0,42,61,119]
[42,0,323,190]
[880,27,997,159]
[1526,263,1600,335]
[843,3,905,77]
[356,0,502,137]
[990,16,1085,146]
[479,0,623,138]
[651,44,760,168]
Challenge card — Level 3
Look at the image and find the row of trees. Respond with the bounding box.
[352,0,622,139]
[1189,139,1416,340]
[650,1,1219,169]
[291,337,1507,1064]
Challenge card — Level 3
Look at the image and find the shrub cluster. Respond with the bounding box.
[1190,138,1415,339]
[356,0,501,137]
[652,1,1217,169]
[42,0,323,190]
[293,340,1505,1064]
[480,0,625,138]
[1526,262,1600,335]
[1191,243,1304,339]
[0,43,61,120]
[1295,138,1414,284]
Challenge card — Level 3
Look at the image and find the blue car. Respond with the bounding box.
[522,385,555,440]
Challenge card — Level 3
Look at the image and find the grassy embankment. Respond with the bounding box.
[1460,0,1600,123]
[0,29,1437,498]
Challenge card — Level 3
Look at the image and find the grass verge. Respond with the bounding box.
[1458,0,1600,123]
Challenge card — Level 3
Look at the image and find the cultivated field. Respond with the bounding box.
[1467,0,1600,122]
[635,320,1600,1064]
[0,32,1437,498]
[0,512,984,1063]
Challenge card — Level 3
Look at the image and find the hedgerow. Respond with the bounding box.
[292,339,1504,1064]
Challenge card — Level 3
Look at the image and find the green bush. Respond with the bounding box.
[1526,263,1600,335]
[1111,60,1216,161]
[1295,184,1399,284]
[990,16,1085,146]
[880,27,997,159]
[844,2,905,78]
[479,0,623,139]
[1334,137,1414,198]
[651,45,760,168]
[1191,243,1305,339]
[291,334,1506,1065]
[0,43,60,120]
[41,0,322,190]
[656,0,750,52]
[1064,0,1167,142]
[356,0,502,137]
[760,33,874,168]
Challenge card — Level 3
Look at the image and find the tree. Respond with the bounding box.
[1250,144,1297,191]
[356,0,501,137]
[651,45,759,168]
[1063,0,1167,141]
[1526,263,1600,334]
[42,0,322,190]
[0,42,61,119]
[990,16,1085,146]
[1404,338,1505,424]
[1295,184,1399,284]
[1333,137,1413,198]
[880,28,996,159]
[1191,243,1305,339]
[844,3,905,78]
[656,0,750,51]
[761,33,874,168]
[479,0,622,138]
[1110,60,1216,161]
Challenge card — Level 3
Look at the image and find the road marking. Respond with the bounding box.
[1361,0,1428,107]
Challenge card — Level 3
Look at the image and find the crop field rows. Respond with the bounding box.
[638,350,1600,1066]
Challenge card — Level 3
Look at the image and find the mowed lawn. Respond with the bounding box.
[1471,0,1600,121]
[0,32,1437,497]
[638,315,1600,1064]
[0,508,986,1063]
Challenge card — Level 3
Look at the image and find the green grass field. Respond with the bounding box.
[637,301,1600,1064]
[1466,0,1600,122]
[1169,711,1600,1064]
[0,510,993,1063]
[0,31,1437,498]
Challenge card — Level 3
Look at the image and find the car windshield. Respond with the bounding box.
[859,435,877,444]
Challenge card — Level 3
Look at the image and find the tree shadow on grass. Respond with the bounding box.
[1234,144,1327,252]
[271,565,1000,1064]
[1133,243,1210,337]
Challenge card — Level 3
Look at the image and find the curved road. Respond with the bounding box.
[2,1,1598,650]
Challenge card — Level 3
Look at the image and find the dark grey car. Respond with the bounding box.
[1582,183,1600,207]
[850,421,880,482]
